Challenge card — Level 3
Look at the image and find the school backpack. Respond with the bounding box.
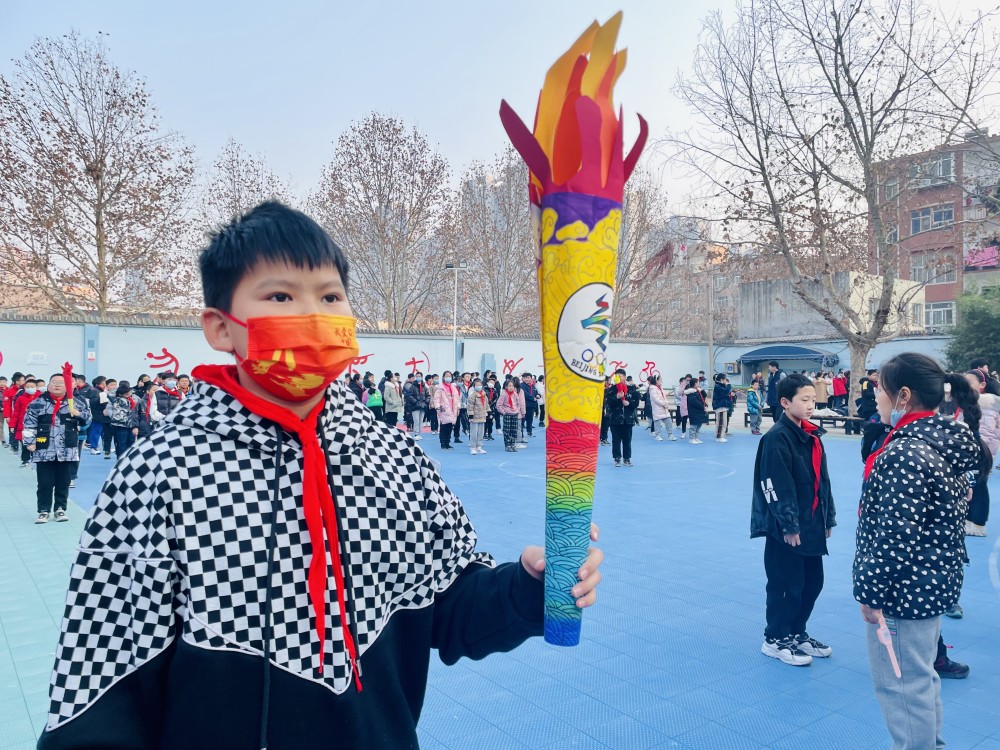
[365,388,383,408]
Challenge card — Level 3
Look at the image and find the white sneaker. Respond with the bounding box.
[654,435,663,441]
[470,448,477,455]
[413,435,422,441]
[90,448,100,455]
[761,637,812,666]
[477,448,487,454]
[35,512,49,524]
[691,439,703,445]
[794,633,832,658]
[667,435,677,441]
[716,437,728,443]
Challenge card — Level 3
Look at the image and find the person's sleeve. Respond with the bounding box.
[420,455,543,663]
[37,456,178,749]
[853,446,936,610]
[757,436,800,535]
[821,447,836,529]
[22,402,38,446]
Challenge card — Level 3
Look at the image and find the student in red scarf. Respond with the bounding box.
[106,382,139,458]
[38,201,605,750]
[751,373,837,667]
[496,378,526,452]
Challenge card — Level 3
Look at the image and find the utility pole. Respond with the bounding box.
[706,270,715,377]
[445,262,467,372]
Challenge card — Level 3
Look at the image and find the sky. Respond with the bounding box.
[0,0,728,206]
[3,0,996,212]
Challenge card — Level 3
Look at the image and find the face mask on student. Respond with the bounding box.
[444,376,452,384]
[165,379,178,389]
[474,384,483,392]
[25,387,37,396]
[223,311,359,402]
[889,395,907,428]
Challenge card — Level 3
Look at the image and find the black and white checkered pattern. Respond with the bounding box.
[47,379,493,730]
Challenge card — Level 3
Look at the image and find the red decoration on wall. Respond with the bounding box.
[146,347,181,374]
[347,353,374,375]
[502,357,524,376]
[609,360,628,372]
[404,351,432,374]
[639,360,660,381]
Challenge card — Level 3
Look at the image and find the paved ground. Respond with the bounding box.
[1,419,999,750]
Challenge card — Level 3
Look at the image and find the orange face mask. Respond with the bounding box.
[224,312,359,401]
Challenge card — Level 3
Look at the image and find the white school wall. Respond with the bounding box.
[0,321,709,383]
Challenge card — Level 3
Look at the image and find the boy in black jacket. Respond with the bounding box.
[38,201,605,750]
[751,374,836,666]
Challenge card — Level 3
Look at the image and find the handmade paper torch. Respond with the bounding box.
[500,12,647,646]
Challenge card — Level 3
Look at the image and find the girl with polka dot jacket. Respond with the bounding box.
[854,353,983,750]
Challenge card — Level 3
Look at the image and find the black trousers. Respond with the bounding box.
[383,411,398,427]
[439,422,454,448]
[428,409,438,432]
[36,460,71,513]
[538,404,545,423]
[522,405,537,436]
[764,535,824,639]
[970,475,990,526]
[458,408,470,436]
[113,426,135,458]
[102,424,114,454]
[485,411,495,437]
[502,414,519,447]
[610,424,633,461]
[600,415,609,441]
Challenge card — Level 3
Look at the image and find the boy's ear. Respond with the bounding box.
[201,309,235,354]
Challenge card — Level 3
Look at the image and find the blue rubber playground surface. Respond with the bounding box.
[2,419,999,749]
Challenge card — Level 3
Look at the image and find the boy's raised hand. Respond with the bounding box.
[520,523,603,609]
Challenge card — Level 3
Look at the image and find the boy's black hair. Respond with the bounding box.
[714,373,726,382]
[614,368,626,376]
[970,357,989,370]
[768,361,780,369]
[73,373,86,382]
[384,369,393,378]
[49,372,68,381]
[177,374,191,381]
[866,369,878,376]
[160,371,176,380]
[0,376,7,382]
[777,373,813,402]
[106,378,118,386]
[200,200,350,312]
[12,371,23,381]
[92,376,106,387]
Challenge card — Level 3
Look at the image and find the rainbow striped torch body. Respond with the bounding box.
[500,13,647,646]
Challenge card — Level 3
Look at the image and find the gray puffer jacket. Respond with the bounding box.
[23,392,91,463]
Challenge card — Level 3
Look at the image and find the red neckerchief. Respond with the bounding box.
[192,364,362,691]
[162,386,182,398]
[477,390,487,406]
[863,411,936,481]
[616,380,628,397]
[799,419,824,516]
[146,395,154,422]
[127,396,136,410]
[507,390,516,409]
[50,395,64,425]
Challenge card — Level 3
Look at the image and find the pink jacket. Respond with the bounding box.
[433,382,462,424]
[496,388,525,417]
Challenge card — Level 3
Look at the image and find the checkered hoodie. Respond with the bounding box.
[40,379,543,749]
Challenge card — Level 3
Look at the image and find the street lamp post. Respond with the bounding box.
[445,262,468,372]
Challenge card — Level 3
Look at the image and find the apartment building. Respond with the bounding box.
[873,131,1000,331]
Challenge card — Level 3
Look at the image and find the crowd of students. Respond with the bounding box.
[0,370,190,523]
[344,369,545,454]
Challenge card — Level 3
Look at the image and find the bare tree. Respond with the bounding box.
[0,32,198,314]
[673,0,998,410]
[201,138,291,228]
[311,114,451,329]
[448,148,537,336]
[613,166,675,336]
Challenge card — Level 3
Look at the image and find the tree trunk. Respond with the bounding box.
[846,339,874,417]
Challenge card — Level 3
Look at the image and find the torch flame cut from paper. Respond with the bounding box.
[499,12,647,647]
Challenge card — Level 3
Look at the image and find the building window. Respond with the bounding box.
[910,204,954,235]
[911,303,923,326]
[885,178,899,201]
[911,252,956,284]
[714,275,726,291]
[909,152,955,189]
[924,301,955,327]
[715,295,729,308]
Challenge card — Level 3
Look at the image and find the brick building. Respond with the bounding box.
[873,131,1000,331]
